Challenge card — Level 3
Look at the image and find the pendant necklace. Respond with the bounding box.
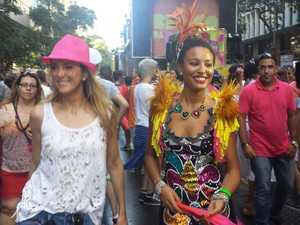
[173,100,206,120]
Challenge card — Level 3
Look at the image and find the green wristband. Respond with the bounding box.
[218,187,232,199]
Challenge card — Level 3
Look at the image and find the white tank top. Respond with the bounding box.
[16,103,107,225]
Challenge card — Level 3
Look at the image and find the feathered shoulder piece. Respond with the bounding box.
[210,82,240,162]
[150,72,182,157]
[169,0,207,48]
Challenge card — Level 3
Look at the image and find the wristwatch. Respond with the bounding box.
[291,140,299,149]
[155,180,167,195]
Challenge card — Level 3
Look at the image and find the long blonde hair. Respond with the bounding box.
[49,66,114,131]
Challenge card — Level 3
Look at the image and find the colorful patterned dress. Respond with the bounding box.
[149,75,239,225]
[159,107,234,225]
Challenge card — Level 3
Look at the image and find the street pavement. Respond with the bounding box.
[102,149,300,225]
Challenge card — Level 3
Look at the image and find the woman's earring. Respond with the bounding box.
[179,71,183,77]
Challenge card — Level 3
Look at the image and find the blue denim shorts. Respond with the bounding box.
[17,211,95,225]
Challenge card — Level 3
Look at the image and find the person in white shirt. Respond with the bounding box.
[124,58,160,206]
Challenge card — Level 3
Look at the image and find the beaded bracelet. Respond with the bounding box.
[211,192,230,215]
[211,192,229,204]
[217,187,232,199]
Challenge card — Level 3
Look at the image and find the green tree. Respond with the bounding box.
[0,1,39,72]
[29,0,96,55]
[0,0,97,72]
[85,35,112,66]
[0,0,21,14]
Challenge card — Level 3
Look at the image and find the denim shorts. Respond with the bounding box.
[17,211,95,225]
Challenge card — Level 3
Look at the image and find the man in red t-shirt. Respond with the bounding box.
[239,53,297,225]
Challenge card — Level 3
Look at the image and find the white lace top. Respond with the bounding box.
[16,103,107,225]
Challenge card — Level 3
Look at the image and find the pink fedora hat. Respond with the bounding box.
[41,34,97,74]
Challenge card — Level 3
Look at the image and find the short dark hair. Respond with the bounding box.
[177,37,216,65]
[113,70,124,81]
[229,64,244,75]
[4,72,17,88]
[244,60,258,80]
[124,76,132,86]
[256,53,277,65]
[100,64,113,81]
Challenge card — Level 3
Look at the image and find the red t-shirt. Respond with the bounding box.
[118,84,128,98]
[239,78,296,157]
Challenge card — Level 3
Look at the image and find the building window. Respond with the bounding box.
[290,6,293,26]
[255,9,260,36]
[251,12,255,37]
[247,14,251,39]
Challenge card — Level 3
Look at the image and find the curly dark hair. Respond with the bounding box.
[177,36,216,65]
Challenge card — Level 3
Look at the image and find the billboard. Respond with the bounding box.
[131,0,153,58]
[152,0,219,58]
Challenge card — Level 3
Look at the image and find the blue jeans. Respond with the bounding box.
[124,125,148,170]
[251,156,293,225]
[17,211,95,225]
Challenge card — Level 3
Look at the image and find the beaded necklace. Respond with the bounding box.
[173,102,206,120]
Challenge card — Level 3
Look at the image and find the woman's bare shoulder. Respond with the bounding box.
[30,103,44,122]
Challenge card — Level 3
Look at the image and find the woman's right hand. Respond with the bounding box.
[160,185,183,213]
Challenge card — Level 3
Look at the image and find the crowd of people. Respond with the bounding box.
[0,6,300,225]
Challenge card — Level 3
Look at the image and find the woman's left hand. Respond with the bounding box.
[115,214,128,225]
[207,199,226,216]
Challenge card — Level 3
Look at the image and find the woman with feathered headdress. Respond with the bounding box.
[144,1,240,224]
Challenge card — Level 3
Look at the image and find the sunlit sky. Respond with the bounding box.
[77,0,130,50]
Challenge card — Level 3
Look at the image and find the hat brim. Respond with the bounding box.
[41,55,97,74]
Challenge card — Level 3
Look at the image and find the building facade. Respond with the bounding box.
[237,0,300,65]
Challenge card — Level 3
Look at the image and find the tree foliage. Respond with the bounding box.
[0,0,100,72]
[85,35,112,66]
[30,0,97,56]
[0,0,21,15]
[0,1,38,72]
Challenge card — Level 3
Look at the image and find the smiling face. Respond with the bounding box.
[179,46,214,91]
[50,60,85,95]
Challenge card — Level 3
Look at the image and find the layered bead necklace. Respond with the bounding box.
[173,99,207,120]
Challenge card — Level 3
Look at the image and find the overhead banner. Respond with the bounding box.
[152,0,219,59]
[199,28,227,66]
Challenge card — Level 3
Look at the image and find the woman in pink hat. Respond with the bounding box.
[15,34,127,225]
